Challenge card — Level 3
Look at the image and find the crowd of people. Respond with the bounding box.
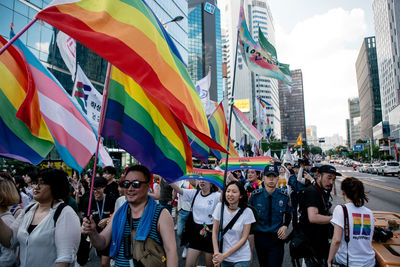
[0,159,376,267]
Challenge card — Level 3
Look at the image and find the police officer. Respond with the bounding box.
[249,165,292,266]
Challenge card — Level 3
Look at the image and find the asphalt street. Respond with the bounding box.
[84,164,400,266]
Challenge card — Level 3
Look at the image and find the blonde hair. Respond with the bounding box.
[0,179,20,208]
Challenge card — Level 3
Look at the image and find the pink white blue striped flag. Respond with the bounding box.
[12,32,112,171]
[232,105,263,141]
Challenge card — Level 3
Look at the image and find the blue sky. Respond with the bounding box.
[269,0,375,140]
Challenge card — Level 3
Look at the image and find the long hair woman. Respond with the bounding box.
[328,177,375,267]
[171,180,220,267]
[0,168,81,267]
[212,181,255,267]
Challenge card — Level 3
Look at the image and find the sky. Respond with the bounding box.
[268,0,375,139]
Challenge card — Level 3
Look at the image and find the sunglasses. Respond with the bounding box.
[121,180,147,189]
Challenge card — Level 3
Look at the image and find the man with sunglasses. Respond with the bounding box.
[82,165,178,267]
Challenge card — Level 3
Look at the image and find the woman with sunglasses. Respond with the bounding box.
[0,168,81,267]
[171,180,221,267]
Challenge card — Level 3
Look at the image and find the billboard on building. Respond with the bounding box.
[235,99,250,112]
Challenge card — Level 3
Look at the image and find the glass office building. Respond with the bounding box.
[188,0,223,103]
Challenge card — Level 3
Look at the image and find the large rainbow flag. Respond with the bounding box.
[0,36,54,164]
[209,103,239,160]
[220,156,272,172]
[176,168,224,190]
[36,0,227,154]
[103,67,192,182]
[12,32,109,172]
[232,105,263,141]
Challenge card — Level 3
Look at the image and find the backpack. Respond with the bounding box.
[24,202,67,226]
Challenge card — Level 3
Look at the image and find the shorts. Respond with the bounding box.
[188,223,214,253]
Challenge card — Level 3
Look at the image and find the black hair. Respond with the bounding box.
[103,166,117,175]
[341,177,368,207]
[125,165,151,183]
[39,168,70,202]
[223,181,248,209]
[245,169,260,180]
[210,183,219,193]
[22,167,39,181]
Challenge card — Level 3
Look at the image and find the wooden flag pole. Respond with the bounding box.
[86,63,112,217]
[0,18,38,55]
[219,27,240,252]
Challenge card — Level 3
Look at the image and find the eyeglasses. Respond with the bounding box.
[32,180,46,187]
[121,180,147,189]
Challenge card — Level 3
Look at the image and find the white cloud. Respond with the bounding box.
[35,42,50,54]
[275,8,368,139]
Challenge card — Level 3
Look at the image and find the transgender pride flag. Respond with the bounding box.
[232,105,262,141]
[12,32,112,171]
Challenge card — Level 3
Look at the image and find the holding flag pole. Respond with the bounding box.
[86,63,112,217]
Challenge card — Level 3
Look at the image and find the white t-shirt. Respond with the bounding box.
[212,203,255,263]
[180,189,220,225]
[330,203,375,267]
[177,180,192,211]
[114,195,126,211]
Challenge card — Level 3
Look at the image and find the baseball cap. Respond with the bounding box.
[263,165,279,177]
[93,177,107,188]
[319,165,342,176]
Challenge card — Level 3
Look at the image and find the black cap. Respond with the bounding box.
[93,177,107,188]
[293,163,300,168]
[319,165,342,176]
[263,165,279,177]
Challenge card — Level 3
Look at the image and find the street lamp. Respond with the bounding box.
[163,16,184,26]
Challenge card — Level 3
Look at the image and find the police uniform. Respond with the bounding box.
[249,165,292,267]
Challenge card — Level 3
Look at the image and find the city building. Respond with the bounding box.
[348,98,361,146]
[372,0,400,122]
[346,119,351,148]
[355,36,382,142]
[321,134,345,151]
[219,0,281,141]
[1,0,189,167]
[188,0,223,102]
[306,125,318,146]
[279,69,306,146]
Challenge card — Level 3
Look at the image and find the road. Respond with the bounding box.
[84,164,400,266]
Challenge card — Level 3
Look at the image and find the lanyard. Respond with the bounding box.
[96,194,106,220]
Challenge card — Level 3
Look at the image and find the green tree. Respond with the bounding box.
[311,146,323,155]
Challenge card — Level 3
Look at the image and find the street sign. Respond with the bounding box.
[353,144,364,152]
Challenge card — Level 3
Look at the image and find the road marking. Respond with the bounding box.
[338,176,400,193]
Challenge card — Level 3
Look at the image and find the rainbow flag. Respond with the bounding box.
[257,96,271,108]
[0,36,54,164]
[36,0,227,154]
[232,105,263,141]
[186,126,210,163]
[176,168,224,190]
[12,32,105,172]
[209,103,239,160]
[220,156,272,172]
[103,67,192,182]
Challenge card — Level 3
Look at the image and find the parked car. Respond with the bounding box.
[377,161,400,176]
[368,164,381,174]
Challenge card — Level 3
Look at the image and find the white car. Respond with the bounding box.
[369,164,381,174]
[377,161,400,176]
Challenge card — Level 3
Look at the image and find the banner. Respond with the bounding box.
[220,156,272,172]
[56,31,76,79]
[196,67,214,116]
[176,168,224,190]
[71,65,103,131]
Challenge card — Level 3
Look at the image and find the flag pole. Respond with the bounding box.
[219,26,240,252]
[0,18,38,55]
[86,63,112,217]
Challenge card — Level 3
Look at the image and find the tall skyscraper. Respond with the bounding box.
[346,119,351,148]
[355,36,382,142]
[279,69,306,145]
[348,98,361,146]
[188,0,223,102]
[372,0,400,121]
